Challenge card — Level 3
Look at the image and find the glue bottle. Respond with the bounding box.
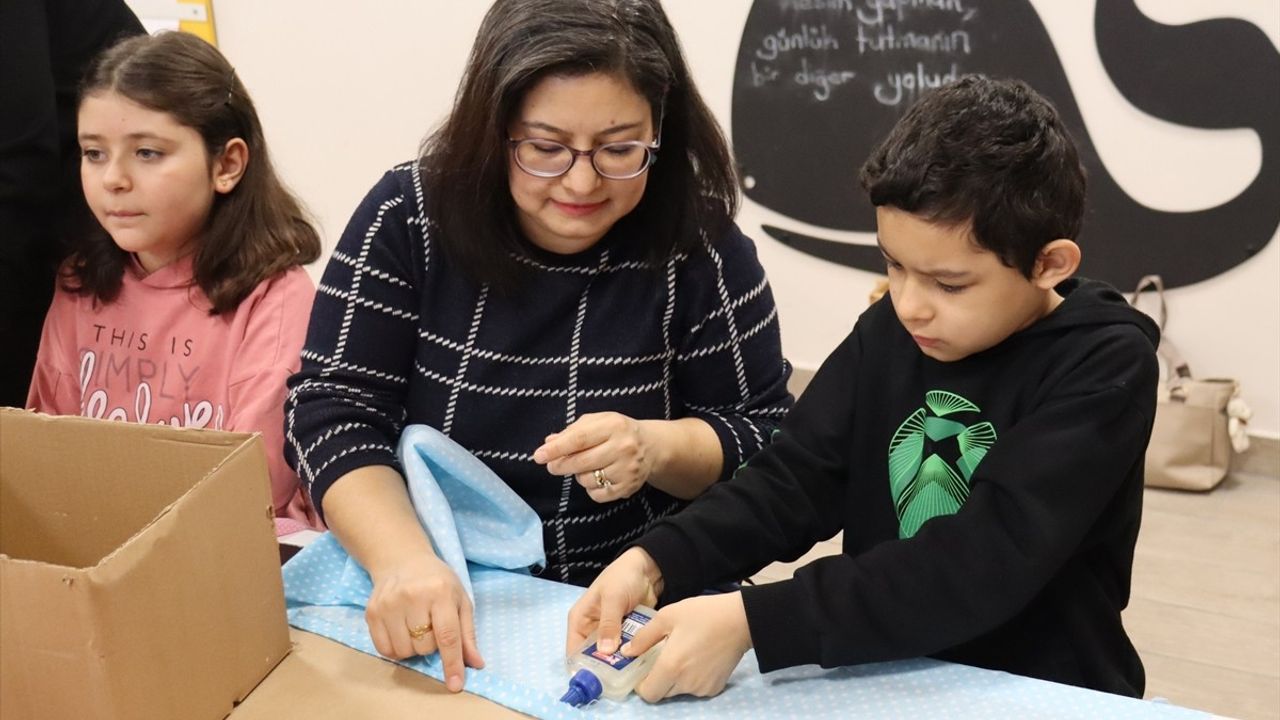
[560,605,663,707]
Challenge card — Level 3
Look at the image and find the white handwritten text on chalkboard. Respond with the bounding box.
[873,62,960,105]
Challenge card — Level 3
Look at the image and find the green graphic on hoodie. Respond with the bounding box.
[887,390,997,538]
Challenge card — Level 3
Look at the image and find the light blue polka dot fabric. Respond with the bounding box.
[396,424,546,599]
[282,426,1212,720]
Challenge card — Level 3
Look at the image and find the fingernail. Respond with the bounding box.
[447,674,462,692]
[619,642,633,656]
[533,449,546,463]
[598,638,616,654]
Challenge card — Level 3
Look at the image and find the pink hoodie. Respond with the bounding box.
[28,257,321,532]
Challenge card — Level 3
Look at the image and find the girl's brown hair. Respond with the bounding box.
[68,31,319,313]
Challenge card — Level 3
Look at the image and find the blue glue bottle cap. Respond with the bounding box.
[560,668,603,707]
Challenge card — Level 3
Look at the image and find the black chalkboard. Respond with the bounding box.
[731,0,1280,289]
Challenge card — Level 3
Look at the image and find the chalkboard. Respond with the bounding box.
[731,0,1280,289]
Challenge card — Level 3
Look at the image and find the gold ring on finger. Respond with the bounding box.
[408,623,431,640]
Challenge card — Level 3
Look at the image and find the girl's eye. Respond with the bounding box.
[137,148,163,160]
[937,281,968,294]
[82,148,105,162]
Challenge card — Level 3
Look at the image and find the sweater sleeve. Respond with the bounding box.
[672,226,793,481]
[225,268,315,520]
[284,169,421,519]
[641,327,1158,674]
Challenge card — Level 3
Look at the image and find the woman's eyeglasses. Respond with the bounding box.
[508,137,659,180]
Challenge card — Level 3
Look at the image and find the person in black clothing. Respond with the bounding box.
[568,75,1160,702]
[0,0,143,407]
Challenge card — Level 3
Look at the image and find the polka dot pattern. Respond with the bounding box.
[399,424,547,599]
[281,425,1210,720]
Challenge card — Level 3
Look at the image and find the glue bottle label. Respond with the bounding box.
[579,610,650,670]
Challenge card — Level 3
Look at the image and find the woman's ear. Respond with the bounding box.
[1032,239,1081,289]
[212,138,249,194]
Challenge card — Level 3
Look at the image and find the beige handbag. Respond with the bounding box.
[1130,276,1250,491]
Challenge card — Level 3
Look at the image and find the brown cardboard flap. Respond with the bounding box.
[0,409,253,569]
[229,630,530,719]
[1,410,290,720]
[87,436,289,720]
[0,561,103,718]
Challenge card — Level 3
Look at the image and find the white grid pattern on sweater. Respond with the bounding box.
[442,285,489,436]
[288,164,785,564]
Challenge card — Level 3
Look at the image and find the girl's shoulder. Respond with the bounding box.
[250,265,316,303]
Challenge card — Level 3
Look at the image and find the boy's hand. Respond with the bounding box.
[622,592,753,702]
[566,547,663,656]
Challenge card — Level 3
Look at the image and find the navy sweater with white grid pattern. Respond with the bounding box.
[285,163,793,585]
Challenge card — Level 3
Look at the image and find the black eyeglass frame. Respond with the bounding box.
[507,137,661,180]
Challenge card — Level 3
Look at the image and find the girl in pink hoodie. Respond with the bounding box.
[27,31,323,534]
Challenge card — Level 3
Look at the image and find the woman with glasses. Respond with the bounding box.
[284,0,792,692]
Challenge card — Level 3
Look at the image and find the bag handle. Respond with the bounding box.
[1128,274,1168,331]
[1128,274,1192,386]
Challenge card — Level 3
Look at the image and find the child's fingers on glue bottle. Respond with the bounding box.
[566,588,603,656]
[594,589,637,655]
[620,608,668,658]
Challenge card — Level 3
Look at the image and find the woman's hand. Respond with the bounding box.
[322,465,485,692]
[534,412,656,503]
[566,547,664,656]
[365,553,485,691]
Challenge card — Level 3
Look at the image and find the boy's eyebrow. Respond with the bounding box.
[518,120,646,138]
[876,237,972,279]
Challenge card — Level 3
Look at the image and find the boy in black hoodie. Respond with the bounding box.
[566,75,1160,701]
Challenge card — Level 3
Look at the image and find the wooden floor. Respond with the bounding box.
[749,471,1280,720]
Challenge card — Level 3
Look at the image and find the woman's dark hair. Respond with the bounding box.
[68,31,319,313]
[860,75,1086,277]
[422,0,738,289]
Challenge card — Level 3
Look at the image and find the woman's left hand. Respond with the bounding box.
[533,412,656,502]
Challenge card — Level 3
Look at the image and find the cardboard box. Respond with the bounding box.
[0,409,290,720]
[230,629,529,719]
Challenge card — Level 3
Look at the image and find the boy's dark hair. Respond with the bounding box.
[422,0,738,290]
[860,75,1086,277]
[69,31,320,314]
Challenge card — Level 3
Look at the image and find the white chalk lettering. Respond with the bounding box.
[873,62,959,106]
[780,0,855,11]
[857,24,971,54]
[794,58,857,101]
[856,0,972,28]
[757,24,840,61]
[751,61,781,87]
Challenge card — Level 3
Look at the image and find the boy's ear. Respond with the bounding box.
[212,138,249,195]
[1031,239,1081,289]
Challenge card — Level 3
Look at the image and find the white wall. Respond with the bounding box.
[209,0,1280,436]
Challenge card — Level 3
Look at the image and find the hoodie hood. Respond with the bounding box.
[1021,277,1161,348]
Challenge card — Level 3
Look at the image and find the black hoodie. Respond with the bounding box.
[636,278,1160,697]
